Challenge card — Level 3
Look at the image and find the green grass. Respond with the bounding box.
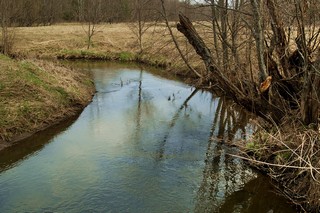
[58,49,113,60]
[0,54,95,142]
[119,51,134,61]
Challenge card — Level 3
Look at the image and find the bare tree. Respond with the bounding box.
[250,0,268,81]
[77,0,106,49]
[160,0,202,78]
[0,0,15,55]
[129,0,160,53]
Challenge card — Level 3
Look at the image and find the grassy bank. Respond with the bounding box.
[0,54,95,150]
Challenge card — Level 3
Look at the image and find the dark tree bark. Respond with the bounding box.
[266,0,290,79]
[250,0,268,82]
[301,64,320,126]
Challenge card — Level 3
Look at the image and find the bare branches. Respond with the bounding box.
[78,0,106,49]
[128,0,161,53]
[160,0,202,78]
[236,122,320,211]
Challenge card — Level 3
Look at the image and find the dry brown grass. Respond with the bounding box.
[0,54,94,144]
[12,22,204,75]
[236,118,320,212]
[14,23,135,57]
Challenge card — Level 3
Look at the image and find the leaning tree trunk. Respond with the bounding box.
[177,14,284,123]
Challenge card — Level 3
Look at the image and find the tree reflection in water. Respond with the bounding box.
[90,64,295,212]
[194,96,257,212]
[156,88,199,160]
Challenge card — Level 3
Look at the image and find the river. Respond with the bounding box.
[0,62,295,212]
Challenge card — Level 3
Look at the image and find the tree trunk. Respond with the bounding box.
[220,0,229,72]
[210,1,221,66]
[250,0,268,82]
[301,65,320,126]
[266,0,290,78]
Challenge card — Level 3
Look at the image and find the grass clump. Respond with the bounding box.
[57,49,112,60]
[118,51,134,61]
[0,55,95,142]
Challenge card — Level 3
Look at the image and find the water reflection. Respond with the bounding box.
[156,88,199,160]
[193,96,294,212]
[195,96,255,212]
[0,62,295,212]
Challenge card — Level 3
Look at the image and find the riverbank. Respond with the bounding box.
[0,55,95,151]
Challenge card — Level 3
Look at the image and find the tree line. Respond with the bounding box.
[0,0,198,27]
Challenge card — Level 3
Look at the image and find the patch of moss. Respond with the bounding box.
[246,141,257,149]
[18,101,31,116]
[245,140,264,158]
[0,54,11,61]
[53,86,68,97]
[52,86,71,105]
[119,51,134,61]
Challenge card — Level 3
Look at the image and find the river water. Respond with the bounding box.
[0,62,295,212]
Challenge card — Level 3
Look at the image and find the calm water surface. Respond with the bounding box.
[0,62,296,212]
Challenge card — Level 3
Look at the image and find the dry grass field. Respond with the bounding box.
[14,23,134,57]
[13,22,204,75]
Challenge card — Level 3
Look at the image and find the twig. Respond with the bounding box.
[227,153,320,170]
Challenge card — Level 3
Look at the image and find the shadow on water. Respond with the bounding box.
[0,116,79,173]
